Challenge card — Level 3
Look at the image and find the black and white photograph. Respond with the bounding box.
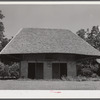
[1,2,100,92]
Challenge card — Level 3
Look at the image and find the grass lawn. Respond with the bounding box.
[0,79,100,90]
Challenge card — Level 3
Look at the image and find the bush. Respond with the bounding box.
[0,61,5,78]
[77,59,100,77]
[2,65,10,78]
[9,63,20,79]
[90,64,99,73]
[61,75,100,81]
[61,75,67,81]
[61,76,74,81]
[91,73,99,78]
[0,61,20,79]
[76,76,87,81]
[61,75,88,81]
[81,68,93,77]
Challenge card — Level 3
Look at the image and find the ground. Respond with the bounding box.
[0,80,100,90]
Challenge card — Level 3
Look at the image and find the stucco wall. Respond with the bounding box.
[20,54,77,79]
[20,61,28,78]
[67,60,76,77]
[44,61,52,79]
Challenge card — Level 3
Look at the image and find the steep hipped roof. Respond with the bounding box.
[1,28,100,56]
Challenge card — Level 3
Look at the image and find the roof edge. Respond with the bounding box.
[22,27,72,31]
[0,28,23,55]
[73,32,100,54]
[1,52,100,57]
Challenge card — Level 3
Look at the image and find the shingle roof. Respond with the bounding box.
[1,28,100,56]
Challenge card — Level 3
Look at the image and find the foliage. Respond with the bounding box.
[0,61,20,79]
[76,26,100,77]
[61,75,100,81]
[0,61,5,77]
[1,38,10,49]
[0,10,10,51]
[61,76,88,81]
[0,10,5,19]
[76,29,86,39]
[0,10,15,79]
[76,26,100,50]
[77,59,99,77]
[9,63,20,79]
[0,10,5,41]
[91,73,99,78]
[81,68,93,77]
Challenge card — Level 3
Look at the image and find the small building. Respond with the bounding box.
[1,28,100,79]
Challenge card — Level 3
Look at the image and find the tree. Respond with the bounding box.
[76,29,86,40]
[76,26,100,76]
[76,26,100,50]
[0,10,10,51]
[0,10,5,41]
[87,26,100,51]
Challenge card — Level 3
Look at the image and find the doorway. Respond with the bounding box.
[52,63,67,79]
[60,63,67,78]
[28,63,35,79]
[35,63,43,79]
[28,63,43,79]
[52,63,60,79]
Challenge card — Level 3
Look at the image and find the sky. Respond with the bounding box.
[0,4,100,38]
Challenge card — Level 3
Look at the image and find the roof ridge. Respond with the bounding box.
[22,27,71,31]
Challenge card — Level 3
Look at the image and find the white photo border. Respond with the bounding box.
[0,1,100,98]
